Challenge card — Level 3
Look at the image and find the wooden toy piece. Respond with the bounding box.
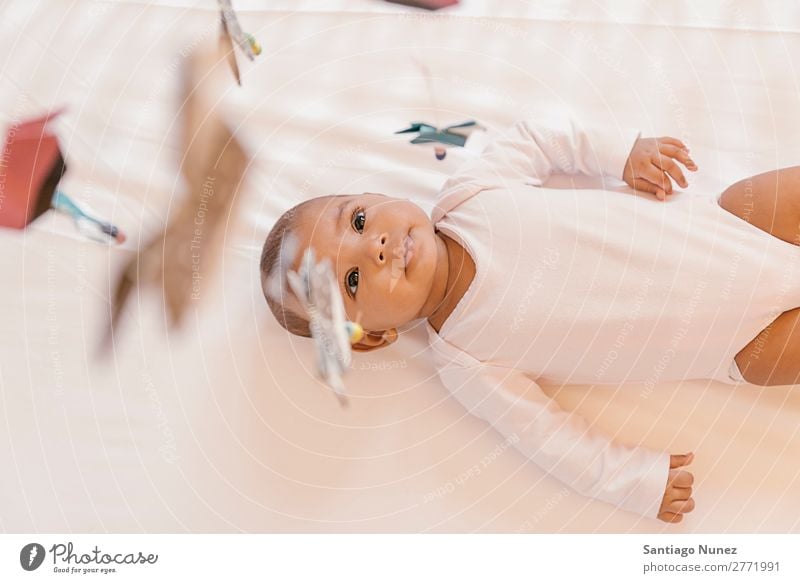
[102,46,248,353]
[0,110,67,230]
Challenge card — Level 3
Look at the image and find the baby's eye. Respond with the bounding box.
[351,208,366,233]
[346,268,359,298]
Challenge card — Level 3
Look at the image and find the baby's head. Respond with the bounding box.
[260,193,441,351]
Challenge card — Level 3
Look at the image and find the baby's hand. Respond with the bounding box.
[658,452,695,523]
[623,136,698,201]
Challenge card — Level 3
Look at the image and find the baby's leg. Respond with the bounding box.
[718,168,800,386]
[719,167,800,245]
[734,308,800,386]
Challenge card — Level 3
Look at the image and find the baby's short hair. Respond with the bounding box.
[260,194,347,337]
[260,199,315,338]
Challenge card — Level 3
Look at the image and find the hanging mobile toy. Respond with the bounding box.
[269,237,363,407]
[398,59,483,160]
[52,191,126,245]
[101,48,249,356]
[395,120,482,160]
[218,0,261,85]
[0,109,125,246]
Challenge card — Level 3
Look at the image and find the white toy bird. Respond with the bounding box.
[268,237,363,407]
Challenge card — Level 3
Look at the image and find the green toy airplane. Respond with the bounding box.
[395,120,482,159]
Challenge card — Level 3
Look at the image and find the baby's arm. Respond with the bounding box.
[438,361,695,522]
[474,114,639,184]
[445,114,696,200]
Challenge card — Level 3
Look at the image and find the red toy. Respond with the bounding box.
[0,110,66,230]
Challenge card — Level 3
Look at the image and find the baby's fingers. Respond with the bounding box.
[631,177,666,201]
[652,154,689,189]
[636,164,672,199]
[664,497,695,515]
[668,468,695,489]
[659,136,688,150]
[658,511,684,524]
[670,452,695,469]
[658,143,698,172]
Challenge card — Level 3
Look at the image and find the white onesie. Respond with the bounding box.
[425,115,800,519]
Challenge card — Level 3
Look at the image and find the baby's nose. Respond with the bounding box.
[374,233,388,265]
[372,233,405,268]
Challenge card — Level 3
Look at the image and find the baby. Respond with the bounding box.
[260,115,800,524]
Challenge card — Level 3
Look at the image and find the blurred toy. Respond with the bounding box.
[395,120,482,160]
[218,0,261,85]
[52,191,126,244]
[399,59,485,160]
[281,244,363,407]
[0,110,66,230]
[0,110,126,245]
[104,47,248,349]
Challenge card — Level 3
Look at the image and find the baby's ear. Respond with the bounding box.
[351,328,398,352]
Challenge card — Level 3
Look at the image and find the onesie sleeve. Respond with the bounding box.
[436,359,670,519]
[443,114,640,191]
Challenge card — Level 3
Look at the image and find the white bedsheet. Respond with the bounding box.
[1,0,799,532]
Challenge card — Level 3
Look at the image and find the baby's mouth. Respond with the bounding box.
[392,232,413,271]
[389,232,413,293]
[403,232,415,270]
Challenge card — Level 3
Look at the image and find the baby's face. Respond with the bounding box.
[289,193,439,332]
